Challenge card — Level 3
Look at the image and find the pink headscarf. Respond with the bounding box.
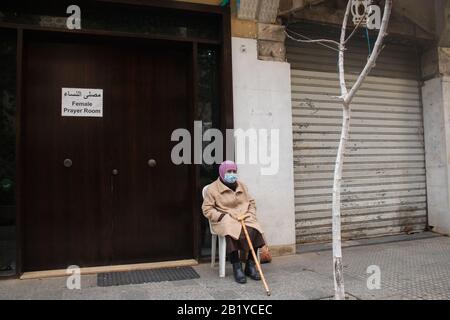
[219,160,237,180]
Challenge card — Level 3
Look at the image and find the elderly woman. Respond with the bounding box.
[202,161,265,284]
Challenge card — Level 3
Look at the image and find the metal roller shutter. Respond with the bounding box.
[287,26,427,244]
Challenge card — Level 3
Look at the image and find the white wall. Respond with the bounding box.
[232,37,296,249]
[422,76,450,235]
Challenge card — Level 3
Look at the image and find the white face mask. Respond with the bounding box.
[224,173,238,184]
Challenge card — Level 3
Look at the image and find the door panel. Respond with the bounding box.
[21,32,193,271]
[22,35,113,271]
[110,44,193,264]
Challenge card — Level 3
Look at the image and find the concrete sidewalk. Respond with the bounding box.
[0,234,449,300]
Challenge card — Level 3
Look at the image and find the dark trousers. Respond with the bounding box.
[226,227,265,264]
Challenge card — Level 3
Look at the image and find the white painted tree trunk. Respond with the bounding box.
[332,104,349,300]
[332,0,393,300]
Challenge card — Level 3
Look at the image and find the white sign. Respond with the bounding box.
[62,88,103,117]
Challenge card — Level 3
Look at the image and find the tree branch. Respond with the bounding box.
[338,0,352,98]
[285,29,341,53]
[345,0,393,104]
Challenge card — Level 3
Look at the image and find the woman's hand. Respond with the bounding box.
[238,214,251,221]
[218,213,226,222]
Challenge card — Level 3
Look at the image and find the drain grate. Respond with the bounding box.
[97,267,200,287]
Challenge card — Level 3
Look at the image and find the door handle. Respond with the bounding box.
[64,159,73,168]
[148,159,157,168]
[111,169,119,193]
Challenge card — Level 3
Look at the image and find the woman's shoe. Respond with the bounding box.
[232,262,247,284]
[245,260,261,281]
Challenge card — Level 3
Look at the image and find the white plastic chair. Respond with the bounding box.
[202,185,227,278]
[202,184,261,279]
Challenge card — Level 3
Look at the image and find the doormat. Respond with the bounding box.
[97,267,200,287]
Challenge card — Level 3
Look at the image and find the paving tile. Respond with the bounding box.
[1,236,449,300]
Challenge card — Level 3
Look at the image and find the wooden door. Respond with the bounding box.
[109,42,193,264]
[21,32,193,272]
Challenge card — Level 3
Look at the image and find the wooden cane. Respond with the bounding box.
[238,214,271,296]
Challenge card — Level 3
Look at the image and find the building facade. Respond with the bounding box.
[0,0,449,277]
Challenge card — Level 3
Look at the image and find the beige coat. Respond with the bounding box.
[202,178,264,240]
